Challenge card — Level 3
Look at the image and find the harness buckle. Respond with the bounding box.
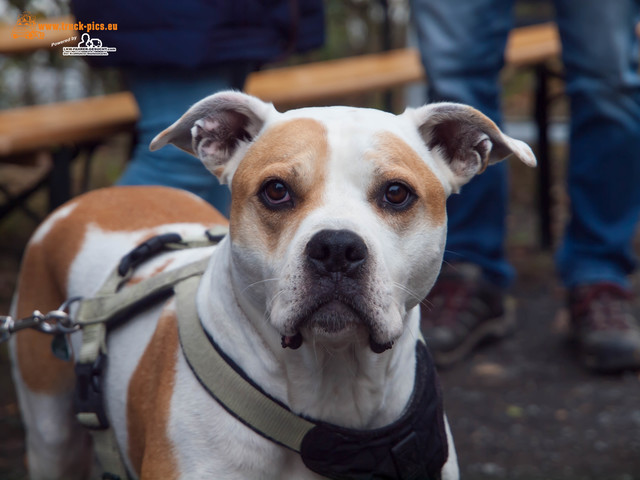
[74,352,110,430]
[117,232,183,277]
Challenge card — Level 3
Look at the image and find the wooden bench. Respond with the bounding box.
[0,16,135,217]
[0,15,561,106]
[0,18,563,243]
[0,93,139,215]
[246,22,561,108]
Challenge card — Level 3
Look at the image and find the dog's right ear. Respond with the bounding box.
[405,102,536,193]
[149,91,276,184]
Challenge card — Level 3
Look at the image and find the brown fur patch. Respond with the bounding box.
[15,186,226,393]
[229,119,328,254]
[127,304,179,478]
[369,132,446,231]
[14,249,76,393]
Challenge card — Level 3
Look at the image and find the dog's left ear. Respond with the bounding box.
[407,102,536,192]
[149,91,276,183]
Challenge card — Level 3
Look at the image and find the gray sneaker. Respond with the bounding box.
[568,283,640,373]
[420,263,515,368]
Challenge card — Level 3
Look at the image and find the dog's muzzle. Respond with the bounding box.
[281,229,393,353]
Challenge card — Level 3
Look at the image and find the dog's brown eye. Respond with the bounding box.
[384,183,411,206]
[261,179,292,207]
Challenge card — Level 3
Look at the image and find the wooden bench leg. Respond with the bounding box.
[534,63,553,250]
[79,144,99,194]
[0,176,50,222]
[49,147,76,210]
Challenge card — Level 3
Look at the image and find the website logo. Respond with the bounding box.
[8,12,118,49]
[12,11,43,40]
[63,33,116,56]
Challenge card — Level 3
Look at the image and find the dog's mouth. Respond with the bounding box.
[280,295,394,354]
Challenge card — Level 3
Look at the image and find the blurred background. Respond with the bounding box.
[1,0,639,479]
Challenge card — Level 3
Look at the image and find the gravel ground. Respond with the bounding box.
[441,273,640,480]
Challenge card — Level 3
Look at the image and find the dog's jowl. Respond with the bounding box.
[10,92,535,479]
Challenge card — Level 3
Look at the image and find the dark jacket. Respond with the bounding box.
[70,0,324,68]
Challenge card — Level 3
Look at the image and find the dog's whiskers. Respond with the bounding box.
[391,282,425,304]
[240,277,280,296]
[442,251,462,262]
[391,281,435,310]
[264,289,287,324]
[422,296,434,308]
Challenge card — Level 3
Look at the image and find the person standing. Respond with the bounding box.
[71,0,325,215]
[411,0,640,372]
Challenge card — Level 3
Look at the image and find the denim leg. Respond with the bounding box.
[119,64,253,216]
[410,0,516,287]
[554,0,640,288]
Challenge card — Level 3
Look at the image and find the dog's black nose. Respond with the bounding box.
[306,229,368,277]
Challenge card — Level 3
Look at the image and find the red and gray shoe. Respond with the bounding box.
[420,263,515,368]
[568,282,640,373]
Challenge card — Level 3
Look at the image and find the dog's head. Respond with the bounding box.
[151,92,535,353]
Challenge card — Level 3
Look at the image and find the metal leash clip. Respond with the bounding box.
[0,297,83,344]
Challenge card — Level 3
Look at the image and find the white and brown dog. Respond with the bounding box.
[10,92,535,479]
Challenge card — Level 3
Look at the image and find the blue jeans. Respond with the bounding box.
[411,0,640,288]
[118,64,253,216]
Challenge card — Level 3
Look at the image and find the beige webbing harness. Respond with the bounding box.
[72,226,227,480]
[72,227,447,480]
[175,276,317,452]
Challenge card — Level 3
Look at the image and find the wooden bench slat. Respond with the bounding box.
[0,20,567,158]
[245,49,424,106]
[246,22,563,108]
[505,22,561,66]
[0,92,139,156]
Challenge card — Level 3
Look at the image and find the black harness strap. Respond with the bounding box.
[299,344,447,480]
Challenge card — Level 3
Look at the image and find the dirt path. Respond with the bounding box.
[442,277,640,479]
